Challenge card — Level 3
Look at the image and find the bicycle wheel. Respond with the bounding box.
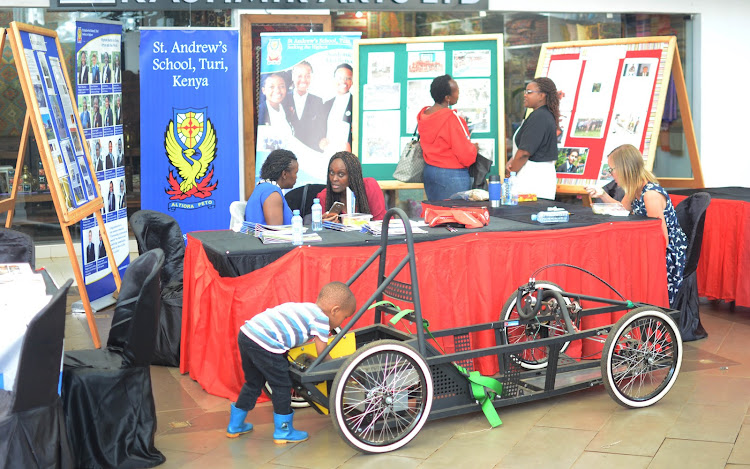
[500,281,578,369]
[601,307,682,408]
[330,340,433,454]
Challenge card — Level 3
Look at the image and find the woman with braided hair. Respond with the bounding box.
[317,151,386,221]
[245,149,299,225]
[506,77,560,199]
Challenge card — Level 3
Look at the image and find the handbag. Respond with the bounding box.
[393,125,424,183]
[422,204,489,229]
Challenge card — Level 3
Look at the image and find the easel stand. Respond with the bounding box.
[0,24,122,348]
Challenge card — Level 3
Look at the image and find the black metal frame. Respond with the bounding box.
[288,207,680,421]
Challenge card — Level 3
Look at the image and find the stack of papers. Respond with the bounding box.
[240,221,311,237]
[259,231,322,244]
[361,219,429,236]
[322,220,361,232]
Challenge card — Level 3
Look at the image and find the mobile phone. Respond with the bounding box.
[328,201,345,215]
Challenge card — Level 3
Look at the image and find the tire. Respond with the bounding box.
[329,340,433,454]
[500,281,579,369]
[601,307,682,408]
[264,383,310,409]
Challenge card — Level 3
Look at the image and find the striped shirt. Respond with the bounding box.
[241,302,330,354]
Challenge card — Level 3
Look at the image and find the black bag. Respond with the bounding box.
[469,153,492,190]
[393,126,424,183]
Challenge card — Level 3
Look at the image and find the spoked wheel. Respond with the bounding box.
[500,281,580,369]
[601,307,682,408]
[330,340,433,454]
[264,383,310,408]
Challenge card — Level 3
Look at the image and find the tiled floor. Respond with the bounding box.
[44,256,750,469]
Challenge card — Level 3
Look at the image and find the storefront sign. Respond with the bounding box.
[51,0,487,12]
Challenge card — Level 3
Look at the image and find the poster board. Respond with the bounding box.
[535,36,703,196]
[354,34,505,181]
[1,22,122,348]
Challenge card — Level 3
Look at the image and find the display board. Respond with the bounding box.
[354,35,504,181]
[535,36,703,194]
[1,22,122,348]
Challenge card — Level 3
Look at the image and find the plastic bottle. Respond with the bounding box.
[501,177,511,205]
[291,209,303,245]
[488,175,501,208]
[508,171,519,205]
[531,211,570,224]
[311,198,323,231]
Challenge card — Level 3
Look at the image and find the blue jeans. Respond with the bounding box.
[423,164,471,201]
[235,332,292,415]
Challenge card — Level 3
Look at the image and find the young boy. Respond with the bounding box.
[226,281,357,443]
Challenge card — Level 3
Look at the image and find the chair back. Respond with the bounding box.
[675,192,711,277]
[285,184,326,219]
[107,249,165,367]
[12,279,72,413]
[130,210,184,286]
[229,200,247,231]
[0,228,34,269]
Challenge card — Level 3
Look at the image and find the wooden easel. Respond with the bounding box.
[533,37,703,204]
[0,22,122,348]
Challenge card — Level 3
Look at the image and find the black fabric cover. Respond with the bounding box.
[468,153,491,191]
[0,228,34,269]
[0,279,74,469]
[673,192,711,341]
[284,184,326,219]
[130,210,184,366]
[62,249,166,469]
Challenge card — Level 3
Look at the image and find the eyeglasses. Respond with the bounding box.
[607,167,616,175]
[524,89,542,95]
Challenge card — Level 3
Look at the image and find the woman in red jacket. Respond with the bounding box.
[417,75,479,200]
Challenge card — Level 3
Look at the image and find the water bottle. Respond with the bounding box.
[531,211,569,224]
[508,171,519,205]
[488,175,501,208]
[291,209,303,245]
[311,198,323,231]
[501,178,511,205]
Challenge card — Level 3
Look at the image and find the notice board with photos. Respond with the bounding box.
[1,22,121,348]
[353,34,505,181]
[536,36,703,194]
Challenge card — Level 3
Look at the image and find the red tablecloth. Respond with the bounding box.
[670,194,750,307]
[180,220,669,400]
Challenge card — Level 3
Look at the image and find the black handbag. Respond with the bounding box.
[393,126,424,183]
[469,153,492,191]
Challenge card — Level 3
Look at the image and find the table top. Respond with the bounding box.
[189,200,650,278]
[669,186,750,202]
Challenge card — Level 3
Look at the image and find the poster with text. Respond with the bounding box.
[140,28,241,238]
[76,20,129,301]
[257,32,361,187]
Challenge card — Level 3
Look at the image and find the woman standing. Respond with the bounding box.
[507,77,560,199]
[245,149,299,225]
[417,75,478,201]
[586,144,687,306]
[318,151,386,221]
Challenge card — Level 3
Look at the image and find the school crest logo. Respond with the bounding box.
[266,38,282,65]
[164,108,219,203]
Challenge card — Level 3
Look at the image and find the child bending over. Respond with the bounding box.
[226,281,357,443]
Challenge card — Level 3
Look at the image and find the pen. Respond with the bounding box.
[445,225,457,232]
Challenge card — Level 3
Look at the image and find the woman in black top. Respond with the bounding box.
[506,77,560,199]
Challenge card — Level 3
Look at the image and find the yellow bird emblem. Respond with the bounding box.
[165,119,217,193]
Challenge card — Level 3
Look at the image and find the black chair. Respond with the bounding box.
[0,228,34,268]
[672,192,711,341]
[285,184,326,219]
[62,249,166,469]
[602,180,625,202]
[130,210,184,366]
[0,279,74,468]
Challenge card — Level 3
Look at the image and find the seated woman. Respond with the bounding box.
[317,151,386,221]
[586,144,687,307]
[245,149,299,225]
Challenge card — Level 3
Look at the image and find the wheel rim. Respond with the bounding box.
[503,287,575,368]
[609,315,678,402]
[338,348,429,448]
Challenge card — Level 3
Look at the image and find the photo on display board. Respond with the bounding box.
[62,140,76,164]
[572,117,605,138]
[78,96,91,129]
[91,95,102,128]
[555,147,589,174]
[41,113,56,141]
[112,52,122,84]
[37,52,53,89]
[60,176,74,209]
[89,51,100,84]
[33,83,46,107]
[407,51,446,79]
[84,227,98,265]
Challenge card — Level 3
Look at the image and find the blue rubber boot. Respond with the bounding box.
[273,411,308,444]
[226,403,253,438]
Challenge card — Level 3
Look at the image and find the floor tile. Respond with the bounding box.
[667,403,747,443]
[571,451,651,469]
[494,426,596,469]
[649,438,732,469]
[728,425,750,465]
[587,404,680,456]
[535,386,618,431]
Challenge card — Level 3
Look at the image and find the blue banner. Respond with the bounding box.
[140,29,240,237]
[75,20,129,301]
[256,32,360,187]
